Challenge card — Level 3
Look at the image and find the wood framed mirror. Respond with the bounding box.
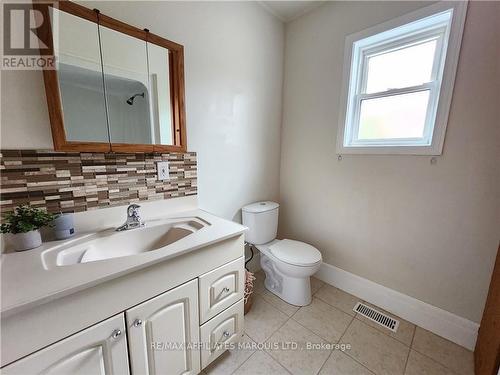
[34,0,186,153]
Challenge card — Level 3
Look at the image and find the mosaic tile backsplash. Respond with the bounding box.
[0,150,197,216]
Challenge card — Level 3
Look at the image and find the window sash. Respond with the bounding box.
[350,87,436,146]
[344,25,448,147]
[359,28,446,95]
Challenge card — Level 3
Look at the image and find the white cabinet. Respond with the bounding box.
[2,314,129,375]
[199,257,244,323]
[126,279,201,375]
[1,254,246,375]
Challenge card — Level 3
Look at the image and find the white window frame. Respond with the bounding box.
[337,1,468,155]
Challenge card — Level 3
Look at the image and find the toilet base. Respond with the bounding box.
[264,275,312,306]
[260,253,315,306]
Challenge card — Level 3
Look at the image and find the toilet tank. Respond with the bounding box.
[242,201,279,245]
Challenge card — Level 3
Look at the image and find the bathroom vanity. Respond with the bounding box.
[0,208,246,374]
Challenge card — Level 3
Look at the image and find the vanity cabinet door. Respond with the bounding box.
[126,279,201,375]
[1,314,129,375]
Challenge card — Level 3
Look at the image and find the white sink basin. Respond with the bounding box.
[41,217,209,269]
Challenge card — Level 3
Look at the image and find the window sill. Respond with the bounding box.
[336,144,443,156]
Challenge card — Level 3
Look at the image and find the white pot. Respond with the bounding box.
[53,213,75,240]
[11,230,42,251]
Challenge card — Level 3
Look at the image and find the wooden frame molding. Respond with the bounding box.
[35,0,187,153]
[474,245,500,375]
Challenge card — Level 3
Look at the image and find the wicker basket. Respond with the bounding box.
[244,270,255,314]
[244,292,254,315]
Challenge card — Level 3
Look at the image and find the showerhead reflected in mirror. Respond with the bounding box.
[126,93,145,105]
[105,74,152,144]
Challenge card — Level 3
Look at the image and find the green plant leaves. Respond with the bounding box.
[0,206,56,234]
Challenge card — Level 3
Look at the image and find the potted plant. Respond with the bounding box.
[1,206,56,251]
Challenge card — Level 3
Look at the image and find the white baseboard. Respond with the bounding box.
[315,262,479,351]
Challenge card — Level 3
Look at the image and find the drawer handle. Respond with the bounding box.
[133,319,143,327]
[111,329,122,339]
[222,287,230,293]
[223,331,230,338]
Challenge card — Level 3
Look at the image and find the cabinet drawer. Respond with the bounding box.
[2,314,129,375]
[200,299,244,368]
[199,257,244,323]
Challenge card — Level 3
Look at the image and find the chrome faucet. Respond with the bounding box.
[116,204,144,231]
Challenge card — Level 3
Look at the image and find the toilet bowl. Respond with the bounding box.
[242,201,322,306]
[256,239,321,306]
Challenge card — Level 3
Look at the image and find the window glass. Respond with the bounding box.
[365,39,437,94]
[358,90,430,140]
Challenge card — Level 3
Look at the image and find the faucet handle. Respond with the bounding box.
[127,204,141,217]
[116,204,143,231]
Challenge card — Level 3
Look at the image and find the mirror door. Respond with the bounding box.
[99,25,152,146]
[51,8,109,144]
[147,43,174,146]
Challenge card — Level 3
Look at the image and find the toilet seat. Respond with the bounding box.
[268,239,322,266]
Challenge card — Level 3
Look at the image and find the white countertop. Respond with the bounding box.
[0,209,246,317]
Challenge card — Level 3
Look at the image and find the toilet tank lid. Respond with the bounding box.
[242,201,279,213]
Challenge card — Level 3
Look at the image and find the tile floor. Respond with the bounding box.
[203,271,474,375]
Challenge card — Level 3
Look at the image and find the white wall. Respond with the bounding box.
[279,1,500,323]
[0,1,285,222]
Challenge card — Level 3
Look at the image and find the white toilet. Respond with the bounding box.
[242,201,322,306]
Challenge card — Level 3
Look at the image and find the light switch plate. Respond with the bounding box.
[156,161,169,181]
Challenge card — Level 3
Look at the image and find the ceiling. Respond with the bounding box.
[258,1,325,23]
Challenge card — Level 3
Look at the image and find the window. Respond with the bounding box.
[337,2,467,155]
